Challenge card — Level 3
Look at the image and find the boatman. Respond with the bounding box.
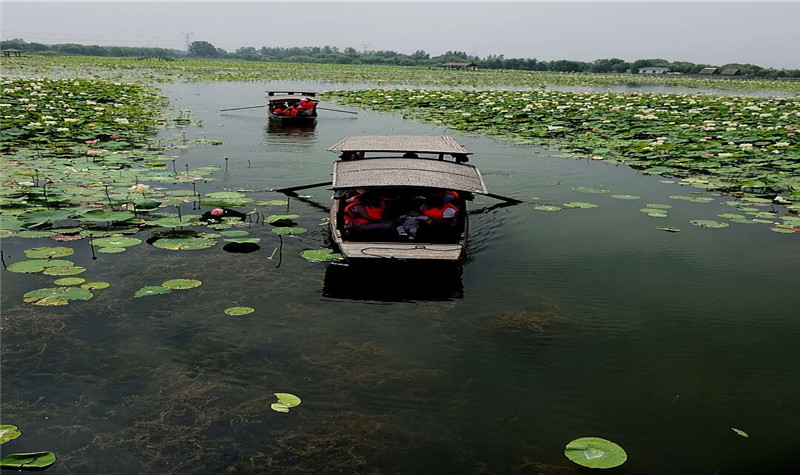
[299,97,316,115]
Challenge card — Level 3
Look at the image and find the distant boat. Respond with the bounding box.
[266,91,318,123]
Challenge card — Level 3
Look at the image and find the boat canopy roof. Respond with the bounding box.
[332,158,487,193]
[328,135,471,155]
[267,94,316,103]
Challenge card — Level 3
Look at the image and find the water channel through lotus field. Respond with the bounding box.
[2,81,799,474]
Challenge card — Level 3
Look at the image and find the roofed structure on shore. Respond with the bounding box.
[698,67,718,75]
[720,68,742,76]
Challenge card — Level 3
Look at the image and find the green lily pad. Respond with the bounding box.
[272,227,307,235]
[205,191,246,199]
[151,237,217,250]
[690,220,730,228]
[718,213,746,219]
[91,237,142,247]
[574,187,609,194]
[18,209,74,227]
[562,202,598,209]
[300,249,344,262]
[732,428,749,438]
[654,226,681,232]
[81,281,110,290]
[6,259,74,274]
[610,195,640,200]
[76,209,135,223]
[53,277,86,286]
[640,209,668,217]
[42,265,87,276]
[162,279,202,290]
[533,205,561,212]
[223,237,261,243]
[770,227,796,234]
[0,425,21,444]
[225,306,254,316]
[23,287,93,306]
[24,246,75,259]
[134,286,172,297]
[265,214,300,223]
[97,246,127,254]
[219,230,250,237]
[564,437,627,469]
[257,200,289,206]
[271,392,302,412]
[644,203,672,209]
[0,451,57,470]
[17,230,56,238]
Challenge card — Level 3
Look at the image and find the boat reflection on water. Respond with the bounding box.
[265,120,317,141]
[322,261,464,302]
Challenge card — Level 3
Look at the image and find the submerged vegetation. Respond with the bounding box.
[324,88,800,201]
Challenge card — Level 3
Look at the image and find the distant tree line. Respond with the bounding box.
[4,38,799,78]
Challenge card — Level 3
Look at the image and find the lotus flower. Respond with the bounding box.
[210,208,224,217]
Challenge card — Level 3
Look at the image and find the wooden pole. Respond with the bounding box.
[219,105,265,112]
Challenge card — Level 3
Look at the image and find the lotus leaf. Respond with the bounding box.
[24,287,93,306]
[718,213,746,219]
[644,203,672,209]
[574,187,609,194]
[562,202,598,209]
[690,220,729,228]
[17,230,56,238]
[18,209,73,227]
[220,230,249,237]
[97,247,127,254]
[564,437,627,469]
[732,428,749,438]
[0,451,57,470]
[42,265,87,276]
[223,238,261,243]
[272,227,307,235]
[91,237,142,248]
[300,249,344,262]
[205,191,246,199]
[76,209,135,222]
[610,195,640,200]
[0,425,21,444]
[654,226,681,232]
[162,279,202,290]
[265,214,299,223]
[257,200,288,206]
[533,205,561,212]
[770,227,796,234]
[134,286,172,297]
[225,306,254,316]
[24,246,75,259]
[53,277,86,286]
[151,238,217,250]
[147,217,186,228]
[81,281,110,290]
[271,392,301,412]
[7,259,74,274]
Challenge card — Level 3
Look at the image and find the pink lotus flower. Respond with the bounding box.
[85,140,98,145]
[210,208,224,216]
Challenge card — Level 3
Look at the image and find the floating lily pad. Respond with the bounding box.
[76,209,135,223]
[0,425,21,444]
[81,281,110,290]
[53,277,86,286]
[162,279,202,290]
[220,230,249,237]
[574,187,609,194]
[564,437,627,469]
[223,237,261,243]
[225,306,254,316]
[272,227,307,235]
[6,259,74,274]
[690,220,730,228]
[134,285,171,297]
[265,214,300,223]
[97,246,127,254]
[644,203,672,209]
[271,392,302,413]
[654,226,681,232]
[205,191,246,199]
[611,195,640,200]
[0,451,57,470]
[670,195,714,203]
[18,209,73,227]
[17,230,56,238]
[151,237,217,250]
[732,428,749,438]
[24,246,75,259]
[640,209,668,217]
[91,237,142,247]
[770,227,796,234]
[147,217,187,228]
[562,202,598,209]
[533,205,561,212]
[42,265,87,276]
[257,200,289,206]
[23,287,93,306]
[300,249,344,262]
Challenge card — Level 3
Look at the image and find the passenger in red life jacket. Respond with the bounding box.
[421,191,460,224]
[272,105,286,115]
[299,98,316,115]
[343,192,392,231]
[285,105,299,117]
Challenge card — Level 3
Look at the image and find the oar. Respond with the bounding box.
[317,107,358,115]
[273,181,333,195]
[481,192,524,204]
[219,105,265,112]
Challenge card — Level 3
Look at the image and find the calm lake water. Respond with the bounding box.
[2,82,798,474]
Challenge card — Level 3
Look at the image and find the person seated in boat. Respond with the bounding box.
[343,192,392,232]
[421,192,460,225]
[285,104,300,117]
[396,208,430,240]
[272,102,287,115]
[298,97,316,115]
[402,152,419,158]
[339,151,365,161]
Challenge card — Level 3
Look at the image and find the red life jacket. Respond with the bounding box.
[421,202,459,222]
[443,190,460,202]
[344,198,386,225]
[299,100,315,110]
[273,108,285,115]
[286,107,299,117]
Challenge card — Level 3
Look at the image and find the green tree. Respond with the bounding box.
[188,40,218,57]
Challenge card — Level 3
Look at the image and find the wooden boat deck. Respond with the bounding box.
[337,242,464,260]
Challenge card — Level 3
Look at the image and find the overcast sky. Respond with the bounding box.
[3,1,799,69]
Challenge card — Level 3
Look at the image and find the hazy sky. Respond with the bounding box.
[3,1,799,69]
